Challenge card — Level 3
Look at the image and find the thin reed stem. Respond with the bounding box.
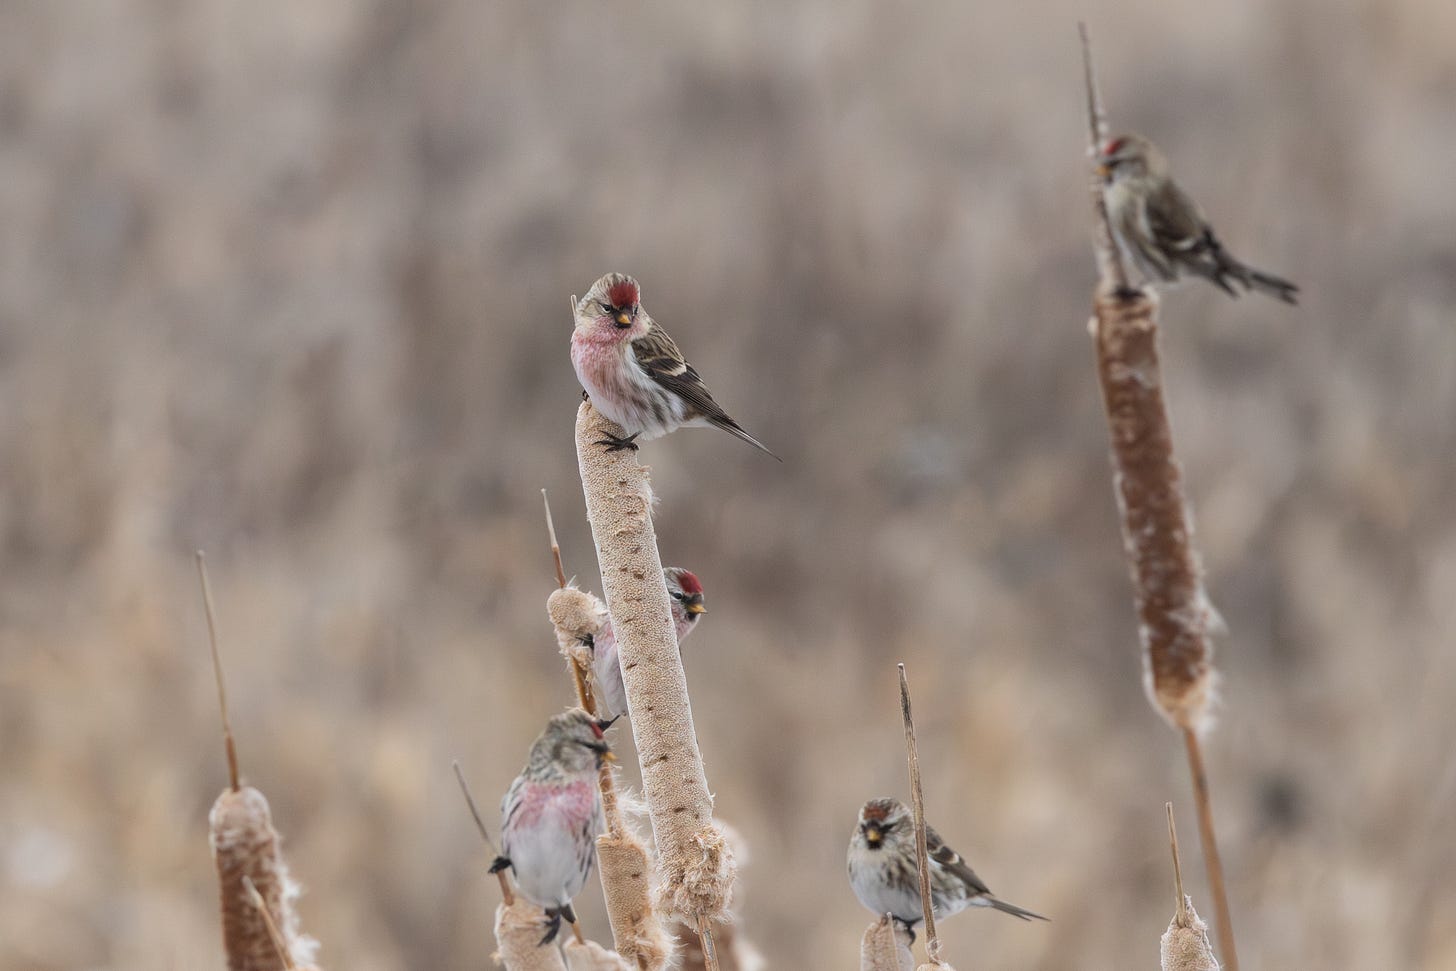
[196,550,239,792]
[452,761,515,906]
[897,664,943,966]
[1183,728,1235,966]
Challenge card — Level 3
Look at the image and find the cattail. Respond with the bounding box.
[494,899,569,971]
[677,823,763,971]
[198,553,320,971]
[544,495,674,971]
[860,915,915,971]
[563,938,634,970]
[1079,25,1236,971]
[210,786,320,971]
[572,401,735,950]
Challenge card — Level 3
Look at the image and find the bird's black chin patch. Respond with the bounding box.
[614,320,631,330]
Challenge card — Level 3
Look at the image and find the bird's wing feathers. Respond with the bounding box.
[1146,180,1208,250]
[632,325,720,417]
[633,324,780,459]
[925,825,993,897]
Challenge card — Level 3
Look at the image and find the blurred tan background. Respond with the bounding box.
[3,0,1455,968]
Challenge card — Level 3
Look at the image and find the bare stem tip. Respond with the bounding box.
[195,550,239,792]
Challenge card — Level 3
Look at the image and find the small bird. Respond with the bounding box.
[570,272,779,458]
[491,710,614,945]
[1098,133,1299,304]
[588,567,706,719]
[847,798,1046,932]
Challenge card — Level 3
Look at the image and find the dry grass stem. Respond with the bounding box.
[243,875,294,969]
[1161,811,1220,971]
[452,761,515,906]
[1078,22,1128,292]
[897,664,944,965]
[494,900,569,971]
[573,400,734,938]
[210,785,320,971]
[1080,27,1237,971]
[196,550,239,792]
[1167,803,1187,925]
[860,915,915,971]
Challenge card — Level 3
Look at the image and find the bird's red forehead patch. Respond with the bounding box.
[589,719,605,739]
[1102,136,1123,157]
[861,801,893,822]
[676,570,703,595]
[607,278,639,308]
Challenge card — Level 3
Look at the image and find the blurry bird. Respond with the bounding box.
[847,798,1046,933]
[1098,133,1299,304]
[570,272,779,458]
[587,567,706,719]
[491,710,614,945]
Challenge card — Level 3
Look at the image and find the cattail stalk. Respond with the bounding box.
[1079,24,1237,971]
[453,761,515,906]
[897,664,947,968]
[572,401,735,958]
[1161,804,1220,970]
[199,552,320,971]
[860,915,915,971]
[544,492,674,970]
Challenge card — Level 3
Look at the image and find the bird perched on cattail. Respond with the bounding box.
[847,798,1046,933]
[1098,133,1299,304]
[588,567,706,719]
[570,272,778,458]
[491,710,615,945]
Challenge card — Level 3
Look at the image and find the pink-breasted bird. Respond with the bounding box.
[847,798,1046,935]
[570,272,779,458]
[1098,133,1298,304]
[587,567,706,719]
[490,710,614,945]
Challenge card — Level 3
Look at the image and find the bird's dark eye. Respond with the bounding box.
[670,591,684,601]
[600,302,616,316]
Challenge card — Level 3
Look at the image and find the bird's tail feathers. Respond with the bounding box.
[711,415,781,461]
[1246,267,1300,304]
[985,896,1048,921]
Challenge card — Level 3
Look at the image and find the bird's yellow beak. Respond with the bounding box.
[602,750,617,763]
[1096,163,1111,178]
[615,311,632,326]
[685,602,706,615]
[864,826,882,847]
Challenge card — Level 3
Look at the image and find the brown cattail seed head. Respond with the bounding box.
[1093,290,1217,732]
[210,786,318,971]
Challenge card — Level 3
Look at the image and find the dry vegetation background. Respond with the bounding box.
[2,0,1455,969]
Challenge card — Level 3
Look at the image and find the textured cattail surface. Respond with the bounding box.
[1161,895,1221,971]
[860,915,915,971]
[494,899,570,971]
[572,401,735,923]
[563,938,633,970]
[209,785,320,971]
[596,833,673,970]
[1091,288,1217,732]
